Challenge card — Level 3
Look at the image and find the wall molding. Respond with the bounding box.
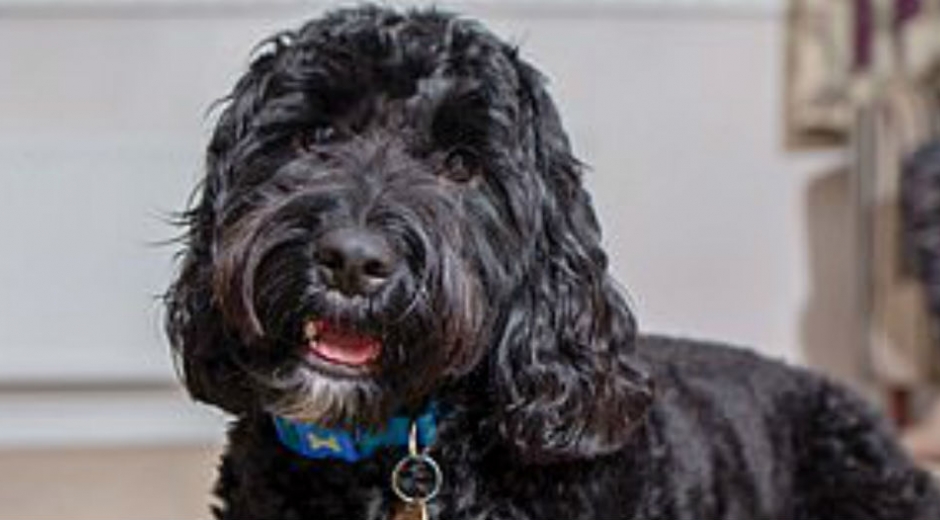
[0,388,227,447]
[0,0,785,19]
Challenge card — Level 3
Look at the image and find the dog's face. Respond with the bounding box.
[167,6,652,462]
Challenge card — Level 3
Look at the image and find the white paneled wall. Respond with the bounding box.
[0,1,847,446]
[0,0,783,10]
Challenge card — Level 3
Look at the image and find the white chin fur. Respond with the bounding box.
[269,372,381,426]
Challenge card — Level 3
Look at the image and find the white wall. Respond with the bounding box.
[497,14,843,357]
[0,1,854,446]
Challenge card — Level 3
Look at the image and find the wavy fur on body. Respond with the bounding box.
[165,6,940,519]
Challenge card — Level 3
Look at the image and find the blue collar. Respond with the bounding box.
[272,405,438,463]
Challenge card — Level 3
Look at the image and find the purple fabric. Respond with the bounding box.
[895,0,921,28]
[855,0,922,71]
[855,0,873,70]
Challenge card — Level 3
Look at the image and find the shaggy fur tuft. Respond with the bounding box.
[166,5,940,519]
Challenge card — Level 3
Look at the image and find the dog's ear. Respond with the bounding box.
[165,248,254,415]
[163,45,286,414]
[489,55,654,464]
[164,139,257,414]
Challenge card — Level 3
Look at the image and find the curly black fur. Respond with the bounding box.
[165,5,940,519]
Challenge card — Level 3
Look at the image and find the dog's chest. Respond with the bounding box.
[218,416,651,520]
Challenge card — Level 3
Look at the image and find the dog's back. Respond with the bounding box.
[636,335,940,519]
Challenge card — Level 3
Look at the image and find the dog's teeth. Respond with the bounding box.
[304,320,319,341]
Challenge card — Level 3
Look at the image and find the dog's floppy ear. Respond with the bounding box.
[164,129,254,414]
[165,246,254,415]
[163,44,286,414]
[489,56,654,464]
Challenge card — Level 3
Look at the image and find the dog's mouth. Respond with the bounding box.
[303,319,382,370]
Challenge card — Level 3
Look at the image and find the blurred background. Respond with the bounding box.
[1,0,939,518]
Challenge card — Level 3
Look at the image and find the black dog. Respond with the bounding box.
[166,5,940,519]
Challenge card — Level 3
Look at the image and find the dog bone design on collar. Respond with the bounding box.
[271,405,437,462]
[273,407,442,520]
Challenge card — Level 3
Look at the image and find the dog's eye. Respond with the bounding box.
[293,125,339,153]
[442,149,480,184]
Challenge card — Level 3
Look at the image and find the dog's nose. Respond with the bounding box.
[314,228,398,296]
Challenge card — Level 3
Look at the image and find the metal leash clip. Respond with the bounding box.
[390,421,442,520]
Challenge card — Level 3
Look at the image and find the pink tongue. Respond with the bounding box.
[309,324,380,366]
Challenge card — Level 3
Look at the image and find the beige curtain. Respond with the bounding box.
[861,81,940,385]
[787,0,940,147]
[789,0,940,385]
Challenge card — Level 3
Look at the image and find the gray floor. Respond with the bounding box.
[0,444,936,520]
[0,445,221,520]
